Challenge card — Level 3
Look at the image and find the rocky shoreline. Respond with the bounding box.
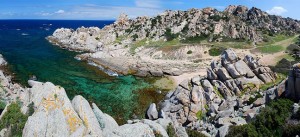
[0,54,185,137]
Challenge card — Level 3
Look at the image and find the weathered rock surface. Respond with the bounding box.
[155,49,278,136]
[286,63,300,100]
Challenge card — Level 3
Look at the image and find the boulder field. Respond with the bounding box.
[146,49,299,136]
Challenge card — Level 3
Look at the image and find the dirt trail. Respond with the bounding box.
[258,35,298,66]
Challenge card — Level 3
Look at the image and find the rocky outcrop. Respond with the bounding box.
[47,5,300,77]
[153,49,278,136]
[21,80,187,137]
[22,82,88,137]
[48,5,299,52]
[286,63,300,100]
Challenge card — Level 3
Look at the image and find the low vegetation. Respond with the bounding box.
[0,103,29,136]
[227,99,294,137]
[166,123,176,137]
[187,50,193,54]
[186,129,208,137]
[180,35,208,44]
[209,47,225,56]
[196,110,204,120]
[257,45,285,53]
[258,73,286,91]
[0,101,6,115]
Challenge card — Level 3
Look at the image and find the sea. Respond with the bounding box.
[0,20,164,123]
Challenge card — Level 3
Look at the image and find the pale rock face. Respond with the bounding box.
[92,103,119,137]
[116,123,155,137]
[142,119,169,137]
[53,28,73,40]
[0,54,7,66]
[72,95,103,136]
[146,103,159,120]
[23,82,86,137]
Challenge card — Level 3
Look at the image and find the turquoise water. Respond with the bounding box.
[0,20,163,123]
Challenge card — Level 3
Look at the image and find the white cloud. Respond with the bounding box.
[135,0,161,8]
[55,10,65,14]
[267,6,287,15]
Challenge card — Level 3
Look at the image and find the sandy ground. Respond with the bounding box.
[169,69,207,86]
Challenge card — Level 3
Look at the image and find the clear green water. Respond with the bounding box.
[0,20,165,123]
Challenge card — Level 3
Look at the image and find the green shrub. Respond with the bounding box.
[0,101,6,115]
[208,15,222,21]
[252,99,293,136]
[209,47,225,56]
[181,35,208,43]
[164,28,178,41]
[227,124,258,137]
[166,123,176,137]
[0,101,6,110]
[28,102,35,116]
[282,123,300,137]
[187,50,193,54]
[0,103,29,137]
[186,129,207,137]
[196,110,204,120]
[228,99,294,137]
[132,34,138,41]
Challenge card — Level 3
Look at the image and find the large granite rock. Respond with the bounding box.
[287,63,300,100]
[92,103,119,137]
[146,103,159,120]
[116,123,155,137]
[72,95,103,136]
[23,82,86,137]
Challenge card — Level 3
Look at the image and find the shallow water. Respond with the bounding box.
[0,20,165,123]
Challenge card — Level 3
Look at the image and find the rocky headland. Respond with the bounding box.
[47,5,300,78]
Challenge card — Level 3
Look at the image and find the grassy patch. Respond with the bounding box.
[114,35,128,44]
[213,86,224,98]
[166,123,176,137]
[259,73,286,91]
[257,45,284,53]
[180,35,208,44]
[130,39,148,54]
[196,110,204,120]
[186,129,208,137]
[258,34,293,46]
[209,47,225,56]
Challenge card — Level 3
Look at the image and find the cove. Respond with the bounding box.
[0,20,168,123]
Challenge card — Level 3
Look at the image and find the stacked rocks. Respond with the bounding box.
[153,49,277,136]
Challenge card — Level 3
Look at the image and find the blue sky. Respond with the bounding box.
[0,0,299,20]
